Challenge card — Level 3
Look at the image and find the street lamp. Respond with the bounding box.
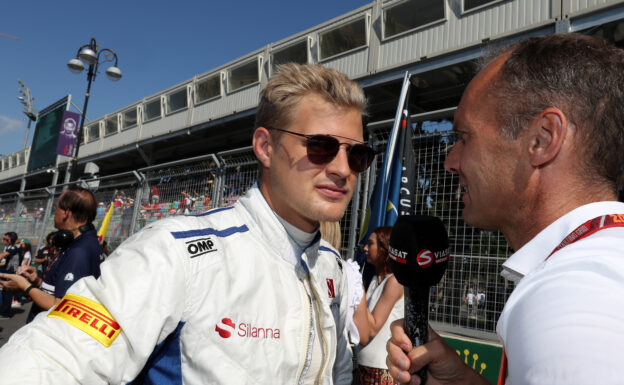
[17,79,37,150]
[66,37,121,183]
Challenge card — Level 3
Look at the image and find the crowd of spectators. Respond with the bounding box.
[0,231,58,319]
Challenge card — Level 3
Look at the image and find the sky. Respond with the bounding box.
[0,0,370,156]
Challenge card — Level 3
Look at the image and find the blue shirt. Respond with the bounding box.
[28,229,105,322]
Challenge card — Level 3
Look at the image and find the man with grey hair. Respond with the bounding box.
[0,64,375,384]
[386,33,624,384]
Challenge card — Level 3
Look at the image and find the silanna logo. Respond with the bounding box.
[215,317,280,340]
[326,278,335,299]
[185,237,217,258]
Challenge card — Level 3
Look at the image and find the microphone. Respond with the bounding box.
[389,215,450,384]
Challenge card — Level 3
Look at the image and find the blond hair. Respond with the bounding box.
[255,63,366,132]
[320,221,342,253]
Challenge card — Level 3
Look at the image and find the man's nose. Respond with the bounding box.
[444,143,460,174]
[326,145,352,177]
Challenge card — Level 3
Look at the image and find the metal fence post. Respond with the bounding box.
[209,154,221,209]
[129,171,145,237]
[346,173,362,260]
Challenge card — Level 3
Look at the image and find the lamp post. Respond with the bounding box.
[15,79,37,220]
[17,79,37,150]
[66,37,121,183]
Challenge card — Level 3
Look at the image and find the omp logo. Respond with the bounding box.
[216,317,281,340]
[326,278,335,299]
[417,249,433,268]
[216,318,236,338]
[185,237,217,258]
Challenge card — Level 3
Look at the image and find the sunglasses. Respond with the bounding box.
[269,128,376,173]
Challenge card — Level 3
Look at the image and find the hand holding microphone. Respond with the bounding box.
[388,215,449,384]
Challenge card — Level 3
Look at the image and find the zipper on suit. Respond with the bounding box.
[297,279,313,385]
[309,278,329,385]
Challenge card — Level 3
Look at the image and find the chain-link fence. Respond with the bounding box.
[0,120,515,340]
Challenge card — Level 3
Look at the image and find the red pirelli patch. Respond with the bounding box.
[48,293,121,347]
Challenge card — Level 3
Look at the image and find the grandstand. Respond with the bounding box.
[2,1,624,381]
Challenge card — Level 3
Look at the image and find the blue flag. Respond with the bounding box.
[357,76,415,263]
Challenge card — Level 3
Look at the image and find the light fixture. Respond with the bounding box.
[67,58,85,74]
[78,47,97,65]
[105,66,122,81]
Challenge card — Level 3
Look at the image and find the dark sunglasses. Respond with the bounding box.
[269,128,376,173]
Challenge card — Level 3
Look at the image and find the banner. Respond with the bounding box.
[357,72,415,261]
[56,110,80,157]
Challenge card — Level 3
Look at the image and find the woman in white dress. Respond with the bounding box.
[354,226,404,385]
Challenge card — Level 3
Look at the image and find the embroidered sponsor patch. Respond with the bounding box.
[326,278,336,299]
[185,237,218,258]
[47,294,121,347]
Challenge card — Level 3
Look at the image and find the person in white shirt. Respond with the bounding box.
[386,33,624,384]
[354,226,403,384]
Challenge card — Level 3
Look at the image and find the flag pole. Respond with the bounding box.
[384,71,412,185]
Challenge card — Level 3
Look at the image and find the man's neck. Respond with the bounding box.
[503,185,617,251]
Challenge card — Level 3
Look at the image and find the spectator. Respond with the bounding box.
[33,232,56,277]
[353,226,403,385]
[0,232,20,318]
[20,239,32,268]
[150,185,160,204]
[0,187,106,324]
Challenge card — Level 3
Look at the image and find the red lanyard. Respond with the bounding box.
[546,214,624,260]
[497,213,624,384]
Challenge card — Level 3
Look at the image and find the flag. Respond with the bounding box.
[357,73,415,263]
[97,203,114,244]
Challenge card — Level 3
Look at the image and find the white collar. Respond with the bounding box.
[501,201,624,283]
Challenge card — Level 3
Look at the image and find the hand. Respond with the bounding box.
[0,273,30,292]
[18,266,39,284]
[386,319,488,385]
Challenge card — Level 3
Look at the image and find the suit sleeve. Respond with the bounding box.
[0,223,191,385]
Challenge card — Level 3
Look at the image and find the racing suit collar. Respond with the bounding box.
[238,184,321,271]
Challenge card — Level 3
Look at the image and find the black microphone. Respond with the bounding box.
[389,215,450,384]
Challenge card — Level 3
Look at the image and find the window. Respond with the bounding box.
[319,17,367,60]
[228,60,259,92]
[271,40,308,76]
[144,98,162,122]
[123,108,138,130]
[87,123,100,142]
[462,0,504,13]
[167,88,188,114]
[383,0,445,39]
[104,116,119,136]
[196,75,221,103]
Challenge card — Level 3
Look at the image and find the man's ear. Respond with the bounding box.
[253,127,272,169]
[528,107,568,167]
[61,208,71,222]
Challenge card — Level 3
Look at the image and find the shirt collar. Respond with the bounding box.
[501,201,624,283]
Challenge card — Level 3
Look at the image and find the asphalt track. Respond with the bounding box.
[0,300,32,348]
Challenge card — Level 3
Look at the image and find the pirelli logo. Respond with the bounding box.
[48,294,122,347]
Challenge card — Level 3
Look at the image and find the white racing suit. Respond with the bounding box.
[0,185,352,385]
